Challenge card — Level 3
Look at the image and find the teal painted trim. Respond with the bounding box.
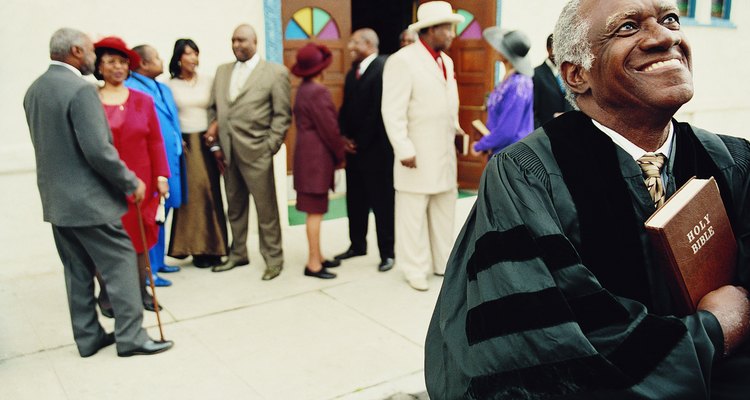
[496,0,502,25]
[680,17,736,28]
[708,17,736,28]
[679,0,734,27]
[724,0,732,20]
[264,0,283,63]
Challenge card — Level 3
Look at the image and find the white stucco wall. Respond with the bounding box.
[1,0,266,172]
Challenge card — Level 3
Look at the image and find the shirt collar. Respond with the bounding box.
[419,37,440,60]
[50,60,82,77]
[358,53,378,75]
[591,119,674,161]
[235,53,260,70]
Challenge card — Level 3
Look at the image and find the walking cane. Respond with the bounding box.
[135,200,166,342]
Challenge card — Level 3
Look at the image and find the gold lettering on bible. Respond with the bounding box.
[686,213,715,254]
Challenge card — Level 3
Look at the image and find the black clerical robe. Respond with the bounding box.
[426,111,750,399]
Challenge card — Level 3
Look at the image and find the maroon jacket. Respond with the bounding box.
[292,81,345,194]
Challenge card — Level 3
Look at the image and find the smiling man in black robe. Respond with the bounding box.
[425,0,750,398]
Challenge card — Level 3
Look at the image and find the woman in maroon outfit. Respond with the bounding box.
[94,37,170,311]
[291,43,346,279]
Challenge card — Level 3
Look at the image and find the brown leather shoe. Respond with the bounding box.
[212,259,249,273]
[262,265,282,280]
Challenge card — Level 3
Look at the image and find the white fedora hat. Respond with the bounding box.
[408,1,465,32]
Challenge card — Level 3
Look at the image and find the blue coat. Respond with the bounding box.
[125,72,184,208]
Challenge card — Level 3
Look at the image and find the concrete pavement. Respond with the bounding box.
[0,169,474,400]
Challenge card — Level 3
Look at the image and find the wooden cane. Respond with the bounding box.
[135,200,166,342]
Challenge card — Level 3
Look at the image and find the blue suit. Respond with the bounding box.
[125,72,184,274]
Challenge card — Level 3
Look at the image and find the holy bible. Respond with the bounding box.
[471,119,490,137]
[644,177,737,316]
[455,132,470,155]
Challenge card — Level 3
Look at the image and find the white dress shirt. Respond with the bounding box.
[50,60,82,77]
[357,53,378,77]
[592,119,675,184]
[229,53,260,101]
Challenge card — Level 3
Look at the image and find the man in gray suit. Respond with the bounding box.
[208,24,291,280]
[23,28,173,357]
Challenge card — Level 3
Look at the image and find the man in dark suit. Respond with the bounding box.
[532,34,573,128]
[334,28,395,272]
[207,24,291,280]
[23,28,172,357]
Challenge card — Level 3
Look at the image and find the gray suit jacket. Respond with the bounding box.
[24,64,138,227]
[209,59,291,165]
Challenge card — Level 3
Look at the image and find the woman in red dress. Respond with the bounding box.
[291,43,346,279]
[94,37,170,311]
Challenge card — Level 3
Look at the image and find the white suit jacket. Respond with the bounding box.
[382,42,460,194]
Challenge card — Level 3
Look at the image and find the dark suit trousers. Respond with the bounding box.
[51,222,148,355]
[345,167,395,260]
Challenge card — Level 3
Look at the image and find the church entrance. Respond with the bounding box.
[281,0,495,189]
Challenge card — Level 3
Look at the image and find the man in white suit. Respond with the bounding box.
[382,1,464,291]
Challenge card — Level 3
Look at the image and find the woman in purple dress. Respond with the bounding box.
[472,28,534,156]
[291,43,346,279]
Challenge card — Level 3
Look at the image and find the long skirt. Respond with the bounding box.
[168,132,228,258]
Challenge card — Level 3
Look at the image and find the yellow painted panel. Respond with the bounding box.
[293,7,313,36]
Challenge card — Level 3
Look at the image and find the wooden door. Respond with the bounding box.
[420,0,496,189]
[282,1,351,173]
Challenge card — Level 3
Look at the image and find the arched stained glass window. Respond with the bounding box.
[285,7,340,40]
[456,9,482,39]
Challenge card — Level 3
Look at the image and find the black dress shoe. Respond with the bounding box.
[304,266,336,279]
[205,255,223,266]
[322,259,341,268]
[143,301,163,312]
[378,258,395,272]
[334,248,366,260]
[117,339,174,357]
[192,255,213,268]
[81,332,115,358]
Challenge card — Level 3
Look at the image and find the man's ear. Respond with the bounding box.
[560,61,589,96]
[70,45,84,59]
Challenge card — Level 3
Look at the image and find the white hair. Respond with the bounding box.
[357,28,380,49]
[49,28,88,59]
[553,0,595,108]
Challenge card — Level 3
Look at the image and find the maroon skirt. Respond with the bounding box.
[296,192,328,214]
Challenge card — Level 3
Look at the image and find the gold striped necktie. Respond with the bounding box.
[637,152,666,209]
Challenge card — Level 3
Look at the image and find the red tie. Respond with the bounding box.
[436,56,446,79]
[355,68,361,79]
